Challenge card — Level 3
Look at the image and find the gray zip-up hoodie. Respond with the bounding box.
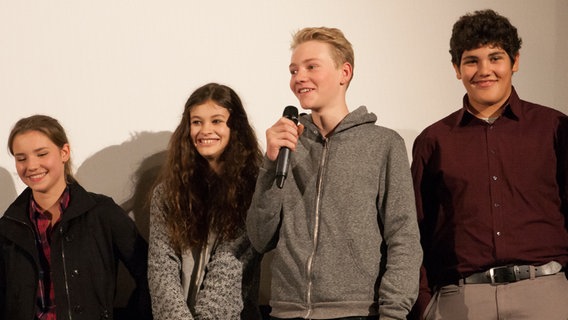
[246,106,421,320]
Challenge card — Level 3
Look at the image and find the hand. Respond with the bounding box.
[265,117,304,161]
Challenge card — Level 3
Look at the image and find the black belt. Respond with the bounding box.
[464,261,562,285]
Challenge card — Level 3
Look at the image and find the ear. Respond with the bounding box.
[453,63,462,80]
[60,143,70,163]
[339,62,353,86]
[512,53,520,73]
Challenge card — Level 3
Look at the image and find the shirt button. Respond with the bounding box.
[497,231,501,236]
[492,176,498,181]
[72,269,80,277]
[494,203,500,208]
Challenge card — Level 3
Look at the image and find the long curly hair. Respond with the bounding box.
[155,83,262,253]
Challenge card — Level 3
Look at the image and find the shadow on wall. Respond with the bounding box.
[75,131,171,240]
[119,150,168,241]
[0,167,17,216]
[75,131,171,309]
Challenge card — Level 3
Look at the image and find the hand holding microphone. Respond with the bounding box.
[276,106,298,189]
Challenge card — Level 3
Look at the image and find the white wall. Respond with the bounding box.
[1,0,567,225]
[1,0,567,307]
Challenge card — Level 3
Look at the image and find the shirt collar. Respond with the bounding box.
[455,86,521,128]
[29,186,71,220]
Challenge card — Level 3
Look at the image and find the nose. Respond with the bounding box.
[25,157,40,171]
[28,157,39,170]
[478,59,491,76]
[290,69,306,91]
[295,68,308,82]
[291,67,308,83]
[200,121,213,133]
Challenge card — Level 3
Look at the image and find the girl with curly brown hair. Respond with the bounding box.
[148,83,263,320]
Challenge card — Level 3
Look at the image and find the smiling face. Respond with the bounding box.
[190,100,231,172]
[289,40,352,112]
[454,45,519,114]
[12,130,70,196]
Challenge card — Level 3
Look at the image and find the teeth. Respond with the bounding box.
[29,173,46,179]
[200,139,217,145]
[299,88,311,93]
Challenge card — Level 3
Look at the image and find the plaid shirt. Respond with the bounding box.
[29,187,70,320]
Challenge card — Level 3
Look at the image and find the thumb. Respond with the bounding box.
[297,123,305,137]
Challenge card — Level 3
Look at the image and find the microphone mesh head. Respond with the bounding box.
[283,106,299,124]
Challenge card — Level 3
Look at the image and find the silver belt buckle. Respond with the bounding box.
[488,266,499,284]
[513,265,521,281]
[488,265,519,284]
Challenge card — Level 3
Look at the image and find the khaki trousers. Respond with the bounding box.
[424,272,568,320]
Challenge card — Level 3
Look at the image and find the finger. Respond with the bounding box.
[297,123,305,137]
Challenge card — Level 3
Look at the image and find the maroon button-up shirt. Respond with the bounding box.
[411,87,568,309]
[29,187,70,320]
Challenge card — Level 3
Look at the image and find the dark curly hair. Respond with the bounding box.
[450,9,522,66]
[154,83,262,252]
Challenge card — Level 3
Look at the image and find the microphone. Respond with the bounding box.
[275,106,299,189]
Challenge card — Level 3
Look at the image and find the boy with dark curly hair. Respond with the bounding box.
[410,9,568,320]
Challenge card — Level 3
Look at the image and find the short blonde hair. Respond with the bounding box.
[291,27,355,78]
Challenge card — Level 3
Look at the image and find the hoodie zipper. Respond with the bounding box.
[305,137,329,318]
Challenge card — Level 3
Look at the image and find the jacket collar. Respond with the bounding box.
[300,106,378,140]
[4,182,97,224]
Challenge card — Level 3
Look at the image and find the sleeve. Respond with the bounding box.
[0,240,5,320]
[245,156,284,253]
[408,131,437,320]
[557,115,568,234]
[107,198,153,319]
[376,133,422,320]
[193,233,253,320]
[147,187,194,320]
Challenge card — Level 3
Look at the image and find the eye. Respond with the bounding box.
[212,119,224,124]
[490,56,503,62]
[16,157,26,162]
[191,120,201,125]
[307,64,317,70]
[38,152,48,157]
[289,68,298,75]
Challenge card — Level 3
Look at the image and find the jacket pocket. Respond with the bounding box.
[312,238,380,301]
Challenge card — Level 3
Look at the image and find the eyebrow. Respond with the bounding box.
[488,51,507,57]
[14,147,48,157]
[289,58,320,69]
[190,114,228,119]
[462,50,507,60]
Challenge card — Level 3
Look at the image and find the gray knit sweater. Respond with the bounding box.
[148,186,261,320]
[246,106,422,320]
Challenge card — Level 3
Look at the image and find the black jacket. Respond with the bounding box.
[0,183,151,320]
